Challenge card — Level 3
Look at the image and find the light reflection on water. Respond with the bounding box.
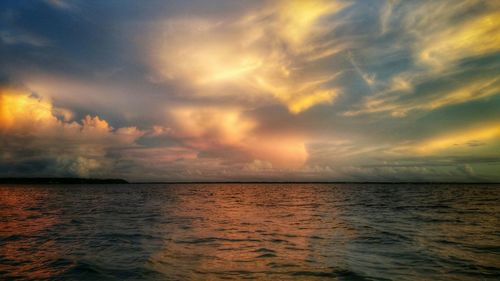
[0,183,499,280]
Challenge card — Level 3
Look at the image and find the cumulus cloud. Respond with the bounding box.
[0,86,143,177]
[0,85,309,180]
[164,105,308,169]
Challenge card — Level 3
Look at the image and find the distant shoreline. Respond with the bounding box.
[1,178,498,185]
[0,178,128,184]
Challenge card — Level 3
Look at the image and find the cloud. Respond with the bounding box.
[146,0,346,113]
[164,105,308,169]
[0,31,49,47]
[406,1,500,69]
[0,86,143,177]
[302,122,500,182]
[401,123,500,155]
[1,1,500,181]
[244,159,273,172]
[344,0,500,117]
[0,84,310,179]
[379,0,399,35]
[43,0,76,11]
[346,76,500,117]
[168,106,255,146]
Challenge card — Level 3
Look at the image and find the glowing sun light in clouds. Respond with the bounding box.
[0,87,55,131]
[139,0,348,172]
[0,86,143,177]
[414,124,500,155]
[148,0,346,114]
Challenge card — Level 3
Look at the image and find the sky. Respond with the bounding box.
[0,0,499,182]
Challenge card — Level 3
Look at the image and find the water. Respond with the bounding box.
[0,183,499,280]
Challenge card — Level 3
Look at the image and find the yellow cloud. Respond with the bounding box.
[0,86,144,176]
[288,89,338,114]
[277,0,345,47]
[346,77,500,117]
[169,107,256,146]
[415,124,500,155]
[409,2,500,69]
[0,87,55,131]
[425,78,499,111]
[82,115,112,132]
[346,1,500,118]
[148,0,346,113]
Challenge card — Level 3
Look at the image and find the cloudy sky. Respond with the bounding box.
[0,0,499,181]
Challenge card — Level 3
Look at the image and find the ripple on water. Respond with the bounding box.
[0,183,499,280]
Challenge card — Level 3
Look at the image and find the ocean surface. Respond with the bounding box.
[0,183,499,280]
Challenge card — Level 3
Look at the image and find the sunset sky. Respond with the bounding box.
[1,0,499,181]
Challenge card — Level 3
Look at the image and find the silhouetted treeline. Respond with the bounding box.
[0,177,128,184]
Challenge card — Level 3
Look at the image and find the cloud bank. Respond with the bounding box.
[0,0,499,181]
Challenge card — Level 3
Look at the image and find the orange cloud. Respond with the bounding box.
[0,87,55,131]
[249,137,307,169]
[166,105,308,169]
[169,107,256,146]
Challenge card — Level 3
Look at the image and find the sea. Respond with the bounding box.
[0,183,499,280]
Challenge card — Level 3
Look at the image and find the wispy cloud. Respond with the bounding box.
[146,0,347,114]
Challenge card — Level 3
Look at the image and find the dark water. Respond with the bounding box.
[0,184,499,280]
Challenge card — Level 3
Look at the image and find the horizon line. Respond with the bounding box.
[0,177,498,185]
